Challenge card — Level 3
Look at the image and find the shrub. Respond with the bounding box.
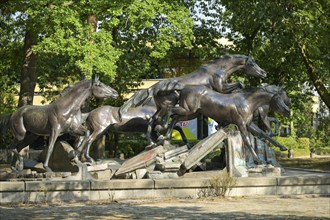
[273,136,310,157]
[198,172,237,198]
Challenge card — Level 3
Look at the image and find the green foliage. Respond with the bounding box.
[313,101,330,150]
[273,136,310,156]
[298,138,310,149]
[117,139,148,159]
[102,0,194,103]
[0,0,194,109]
[0,5,22,113]
[219,0,329,104]
[31,1,122,94]
[278,157,330,171]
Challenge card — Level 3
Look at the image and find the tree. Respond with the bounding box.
[99,0,194,104]
[0,3,23,113]
[218,0,330,109]
[0,1,194,108]
[1,1,123,107]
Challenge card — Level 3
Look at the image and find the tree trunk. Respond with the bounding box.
[18,28,38,107]
[299,45,330,109]
[87,14,97,32]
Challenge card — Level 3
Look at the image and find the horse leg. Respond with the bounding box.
[247,123,287,151]
[10,133,39,172]
[171,106,191,116]
[173,125,191,148]
[11,149,23,172]
[237,122,262,164]
[164,115,179,142]
[80,129,106,164]
[43,129,60,172]
[221,82,244,93]
[67,132,89,164]
[81,132,98,164]
[267,117,280,137]
[150,130,160,143]
[146,117,157,147]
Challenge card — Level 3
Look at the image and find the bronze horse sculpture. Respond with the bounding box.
[163,84,291,163]
[9,75,118,172]
[247,85,291,151]
[75,98,190,163]
[120,54,267,143]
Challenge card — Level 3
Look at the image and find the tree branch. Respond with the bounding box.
[299,44,330,109]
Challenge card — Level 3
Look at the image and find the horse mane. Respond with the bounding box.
[231,87,260,94]
[205,54,248,65]
[232,84,281,95]
[199,54,249,73]
[61,79,91,96]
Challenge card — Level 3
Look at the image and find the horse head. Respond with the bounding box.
[261,84,291,106]
[244,56,267,79]
[91,74,119,99]
[265,85,291,117]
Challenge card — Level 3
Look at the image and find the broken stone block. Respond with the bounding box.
[39,141,79,172]
[23,158,45,172]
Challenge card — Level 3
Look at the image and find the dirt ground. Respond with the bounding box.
[0,195,329,219]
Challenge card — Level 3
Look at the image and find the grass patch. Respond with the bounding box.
[278,157,330,171]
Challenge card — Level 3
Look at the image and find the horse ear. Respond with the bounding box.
[92,74,99,84]
[275,85,283,94]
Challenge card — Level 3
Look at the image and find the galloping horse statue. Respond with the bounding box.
[164,84,291,163]
[120,54,267,143]
[75,98,190,163]
[9,75,118,172]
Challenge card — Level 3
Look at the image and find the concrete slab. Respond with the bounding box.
[0,181,25,192]
[236,177,277,187]
[154,178,210,189]
[0,169,329,204]
[277,176,330,186]
[91,179,154,190]
[276,185,330,195]
[115,146,166,176]
[25,180,90,192]
[0,192,27,203]
[27,191,90,203]
[180,130,227,174]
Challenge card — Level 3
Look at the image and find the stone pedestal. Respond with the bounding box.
[38,141,79,172]
[225,132,282,177]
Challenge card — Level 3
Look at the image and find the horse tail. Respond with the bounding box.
[119,88,151,117]
[152,79,185,95]
[0,113,12,135]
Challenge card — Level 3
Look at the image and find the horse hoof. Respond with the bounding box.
[280,146,288,151]
[44,166,53,173]
[145,143,157,150]
[86,157,95,164]
[11,166,19,173]
[156,135,165,141]
[68,150,78,160]
[83,162,93,166]
[17,160,24,172]
[87,159,95,165]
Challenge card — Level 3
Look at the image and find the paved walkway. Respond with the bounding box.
[1,195,329,219]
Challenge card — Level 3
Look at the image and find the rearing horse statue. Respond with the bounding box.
[165,84,291,163]
[9,75,118,172]
[121,54,267,113]
[120,54,267,144]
